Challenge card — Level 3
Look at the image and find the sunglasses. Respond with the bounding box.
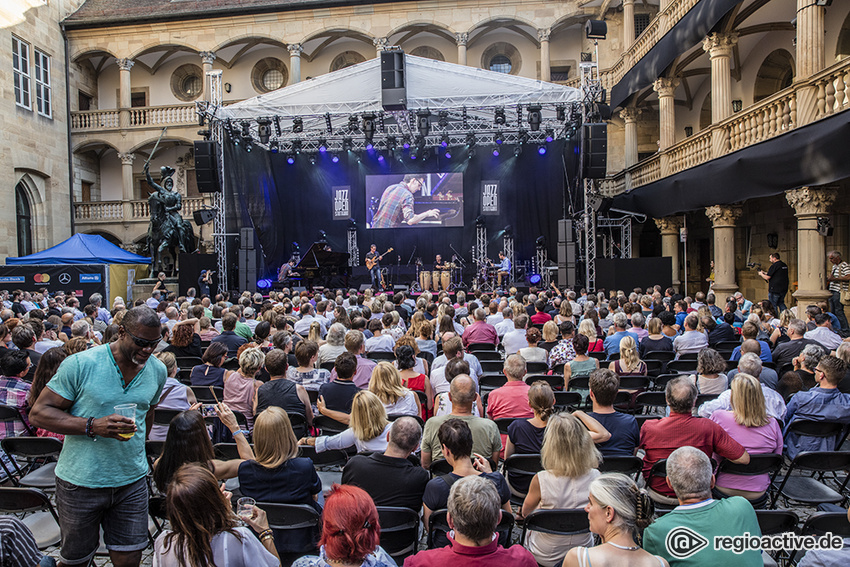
[124,327,161,349]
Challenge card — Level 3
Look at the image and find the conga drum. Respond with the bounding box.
[431,271,441,291]
[440,271,451,291]
[420,270,432,292]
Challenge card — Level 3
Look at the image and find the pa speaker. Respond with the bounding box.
[240,227,255,250]
[381,50,407,110]
[582,123,608,179]
[585,20,608,40]
[193,140,221,193]
[588,195,614,215]
[193,209,217,226]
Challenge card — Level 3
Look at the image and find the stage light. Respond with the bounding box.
[325,112,333,134]
[348,115,359,132]
[528,273,542,285]
[292,117,303,133]
[444,149,452,159]
[535,235,546,247]
[402,134,411,149]
[494,132,503,145]
[342,137,353,152]
[410,147,418,159]
[417,109,431,137]
[494,107,506,125]
[287,154,295,164]
[465,133,476,147]
[366,143,374,151]
[527,105,542,131]
[362,114,376,144]
[387,136,397,151]
[240,121,251,138]
[504,225,513,236]
[257,118,272,144]
[556,105,566,121]
[292,139,302,154]
[331,154,339,163]
[257,278,273,290]
[309,155,316,165]
[318,138,327,153]
[492,148,500,157]
[273,116,282,136]
[514,144,523,157]
[545,128,555,142]
[585,19,607,40]
[440,133,450,148]
[475,215,485,227]
[467,148,476,159]
[244,140,253,152]
[377,153,385,162]
[422,148,430,160]
[348,218,357,229]
[269,140,279,153]
[518,128,529,145]
[438,110,449,128]
[538,145,547,155]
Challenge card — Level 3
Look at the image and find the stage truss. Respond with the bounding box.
[208,70,229,292]
[597,217,632,259]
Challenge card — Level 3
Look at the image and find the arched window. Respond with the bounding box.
[837,12,850,61]
[15,183,32,256]
[480,42,521,75]
[330,51,366,72]
[754,50,795,103]
[409,46,445,61]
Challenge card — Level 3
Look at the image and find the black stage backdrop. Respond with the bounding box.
[224,140,574,281]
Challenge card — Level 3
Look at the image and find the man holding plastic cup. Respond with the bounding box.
[30,306,167,567]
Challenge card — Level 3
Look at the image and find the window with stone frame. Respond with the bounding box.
[13,36,31,110]
[34,48,51,118]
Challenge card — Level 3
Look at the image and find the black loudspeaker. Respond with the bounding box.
[238,248,258,293]
[588,195,614,215]
[193,140,221,193]
[193,209,216,226]
[585,20,608,40]
[240,227,255,250]
[381,50,407,110]
[557,219,578,288]
[582,123,608,179]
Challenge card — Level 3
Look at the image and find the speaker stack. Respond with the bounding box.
[193,140,221,193]
[582,123,608,179]
[558,220,578,288]
[381,51,407,111]
[238,227,259,293]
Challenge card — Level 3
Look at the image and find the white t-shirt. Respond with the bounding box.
[383,390,419,416]
[154,527,277,567]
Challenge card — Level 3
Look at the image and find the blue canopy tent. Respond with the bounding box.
[3,234,151,307]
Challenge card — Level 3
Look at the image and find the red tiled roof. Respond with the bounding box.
[63,0,404,27]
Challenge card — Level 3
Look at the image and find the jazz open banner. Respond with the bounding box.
[0,264,107,303]
[333,186,351,220]
[481,180,500,215]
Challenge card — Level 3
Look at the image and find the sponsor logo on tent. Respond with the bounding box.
[79,274,102,283]
[0,277,25,283]
[33,273,51,283]
[58,273,72,285]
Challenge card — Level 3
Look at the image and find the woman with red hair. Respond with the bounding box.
[291,484,395,567]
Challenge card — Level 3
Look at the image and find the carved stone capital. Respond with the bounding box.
[117,152,135,166]
[622,0,634,5]
[537,28,551,43]
[705,204,743,227]
[116,58,134,71]
[619,107,642,123]
[287,44,303,57]
[373,37,389,50]
[654,216,683,234]
[785,186,839,216]
[702,32,738,59]
[455,32,468,46]
[653,77,679,98]
[199,51,216,65]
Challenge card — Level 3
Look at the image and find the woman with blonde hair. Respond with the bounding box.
[223,347,264,430]
[522,412,602,566]
[300,390,392,453]
[579,318,604,353]
[562,474,667,567]
[639,316,674,357]
[368,361,420,416]
[415,319,437,358]
[554,300,573,326]
[307,320,325,347]
[539,321,560,352]
[709,373,782,504]
[238,407,322,559]
[687,348,729,394]
[609,336,646,377]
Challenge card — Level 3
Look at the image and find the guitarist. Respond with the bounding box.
[366,244,388,291]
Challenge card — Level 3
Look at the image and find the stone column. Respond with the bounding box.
[199,51,216,101]
[538,29,551,82]
[653,77,679,150]
[655,217,683,292]
[373,37,388,58]
[796,0,825,81]
[456,33,468,66]
[118,152,135,219]
[786,187,838,308]
[116,58,134,129]
[288,44,303,84]
[620,107,641,168]
[705,205,743,298]
[623,0,635,48]
[702,32,738,124]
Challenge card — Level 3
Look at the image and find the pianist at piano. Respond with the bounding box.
[370,174,440,229]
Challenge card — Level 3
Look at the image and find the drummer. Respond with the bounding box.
[434,254,450,271]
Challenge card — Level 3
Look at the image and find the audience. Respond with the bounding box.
[700,353,786,420]
[287,340,331,392]
[328,330,377,389]
[223,347,264,431]
[255,349,312,435]
[563,334,598,383]
[603,314,637,356]
[608,336,647,377]
[149,352,197,441]
[672,314,708,357]
[301,391,392,454]
[189,341,233,388]
[588,369,640,456]
[686,348,729,394]
[368,362,420,417]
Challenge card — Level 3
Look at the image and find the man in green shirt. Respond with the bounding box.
[643,446,763,567]
[30,306,167,567]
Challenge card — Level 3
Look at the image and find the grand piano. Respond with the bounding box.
[290,242,350,290]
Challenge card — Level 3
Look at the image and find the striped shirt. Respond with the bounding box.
[829,261,850,292]
[0,516,42,567]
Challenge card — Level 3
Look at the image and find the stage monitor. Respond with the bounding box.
[365,172,464,229]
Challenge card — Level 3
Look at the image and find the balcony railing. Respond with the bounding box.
[74,197,211,222]
[601,58,850,197]
[70,103,198,132]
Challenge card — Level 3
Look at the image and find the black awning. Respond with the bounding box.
[611,109,850,218]
[610,0,740,109]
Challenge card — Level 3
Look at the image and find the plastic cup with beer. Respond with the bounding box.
[114,403,137,439]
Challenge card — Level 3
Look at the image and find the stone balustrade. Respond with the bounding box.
[603,57,850,196]
[71,103,198,132]
[74,197,211,222]
[70,109,120,130]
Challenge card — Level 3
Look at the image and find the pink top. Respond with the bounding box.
[224,372,258,430]
[487,381,534,459]
[709,409,783,492]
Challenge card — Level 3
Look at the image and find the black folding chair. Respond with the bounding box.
[176,356,204,370]
[494,418,518,436]
[176,368,193,384]
[417,351,435,364]
[319,361,335,372]
[667,360,698,373]
[635,414,661,429]
[376,506,419,562]
[756,508,799,564]
[0,437,62,489]
[0,404,35,437]
[298,445,349,468]
[190,385,223,403]
[643,351,675,362]
[618,376,650,391]
[678,352,699,360]
[474,351,503,361]
[598,455,643,480]
[366,351,395,361]
[0,487,61,549]
[800,511,850,537]
[526,362,549,374]
[716,341,742,351]
[521,509,590,546]
[429,459,453,477]
[553,391,583,411]
[525,374,564,390]
[481,360,505,373]
[588,352,607,361]
[287,412,309,439]
[503,453,543,505]
[634,392,668,413]
[428,508,514,549]
[643,360,663,376]
[479,374,507,392]
[259,502,322,553]
[213,442,253,461]
[468,343,497,352]
[651,373,680,391]
[567,376,590,391]
[770,451,850,509]
[717,453,783,509]
[313,415,348,435]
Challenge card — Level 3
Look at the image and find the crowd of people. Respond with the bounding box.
[1,280,849,567]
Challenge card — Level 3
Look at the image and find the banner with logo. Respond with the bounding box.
[481,180,500,215]
[0,264,108,304]
[332,186,351,220]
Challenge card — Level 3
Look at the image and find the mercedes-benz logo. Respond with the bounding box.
[58,273,71,285]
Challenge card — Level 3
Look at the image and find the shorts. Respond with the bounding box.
[55,476,149,565]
